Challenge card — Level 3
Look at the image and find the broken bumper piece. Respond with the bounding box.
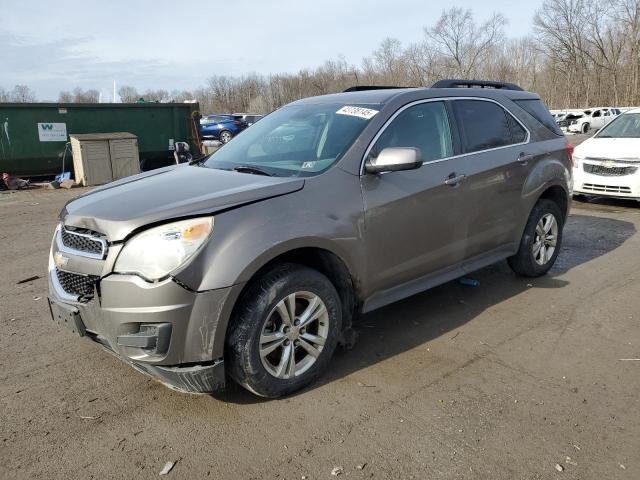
[129,359,226,394]
[99,341,226,394]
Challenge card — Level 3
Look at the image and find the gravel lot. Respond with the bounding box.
[1,161,639,479]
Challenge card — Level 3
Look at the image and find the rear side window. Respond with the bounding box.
[452,100,522,153]
[507,115,527,143]
[370,101,453,162]
[514,99,563,135]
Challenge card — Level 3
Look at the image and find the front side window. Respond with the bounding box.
[204,103,379,177]
[453,100,525,153]
[368,101,453,163]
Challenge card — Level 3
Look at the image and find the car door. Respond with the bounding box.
[449,98,532,262]
[361,100,471,295]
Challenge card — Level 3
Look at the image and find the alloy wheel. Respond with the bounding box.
[259,291,329,379]
[532,213,558,265]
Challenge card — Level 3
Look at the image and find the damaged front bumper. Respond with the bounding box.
[47,226,241,394]
[100,341,226,394]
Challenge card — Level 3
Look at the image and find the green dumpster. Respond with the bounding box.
[0,102,200,176]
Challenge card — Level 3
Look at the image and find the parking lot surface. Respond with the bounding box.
[1,183,638,479]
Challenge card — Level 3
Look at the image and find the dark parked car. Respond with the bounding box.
[48,80,572,398]
[199,114,247,143]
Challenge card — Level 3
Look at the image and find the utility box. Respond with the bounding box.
[70,132,140,186]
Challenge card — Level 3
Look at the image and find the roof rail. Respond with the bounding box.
[431,79,524,91]
[342,86,411,92]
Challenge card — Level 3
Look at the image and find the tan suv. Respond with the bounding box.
[48,80,572,397]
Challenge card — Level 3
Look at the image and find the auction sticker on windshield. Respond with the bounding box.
[336,106,379,120]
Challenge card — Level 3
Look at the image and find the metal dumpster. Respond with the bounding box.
[0,102,200,176]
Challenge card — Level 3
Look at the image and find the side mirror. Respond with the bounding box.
[365,147,423,174]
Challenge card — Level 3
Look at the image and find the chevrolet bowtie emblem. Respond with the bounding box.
[54,252,69,268]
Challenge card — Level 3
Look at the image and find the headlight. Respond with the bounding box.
[573,155,584,168]
[114,217,214,281]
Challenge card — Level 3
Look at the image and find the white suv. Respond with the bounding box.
[567,107,621,134]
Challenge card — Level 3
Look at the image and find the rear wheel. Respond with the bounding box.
[508,199,564,277]
[226,264,341,398]
[219,130,233,143]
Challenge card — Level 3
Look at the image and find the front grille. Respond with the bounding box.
[582,183,632,194]
[56,268,99,299]
[583,163,637,177]
[61,228,105,257]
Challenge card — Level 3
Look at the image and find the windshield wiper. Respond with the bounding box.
[232,165,273,176]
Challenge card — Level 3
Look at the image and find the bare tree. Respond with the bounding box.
[613,0,640,103]
[58,91,73,102]
[70,87,99,103]
[426,8,507,78]
[9,84,36,102]
[118,85,139,103]
[535,0,591,107]
[142,89,169,102]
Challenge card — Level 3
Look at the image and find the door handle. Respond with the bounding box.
[518,153,534,165]
[444,173,466,186]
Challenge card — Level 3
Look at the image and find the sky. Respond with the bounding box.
[0,0,543,101]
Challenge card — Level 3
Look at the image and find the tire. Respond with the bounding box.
[226,264,342,398]
[508,199,564,277]
[582,123,590,134]
[219,130,233,143]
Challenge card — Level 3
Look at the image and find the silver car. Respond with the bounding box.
[48,80,572,397]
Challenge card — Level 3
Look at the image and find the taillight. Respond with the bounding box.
[566,142,575,167]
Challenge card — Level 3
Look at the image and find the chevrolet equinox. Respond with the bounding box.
[48,80,572,397]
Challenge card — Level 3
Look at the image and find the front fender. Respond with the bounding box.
[173,169,366,292]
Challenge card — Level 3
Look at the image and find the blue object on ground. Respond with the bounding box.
[55,172,71,183]
[458,277,480,287]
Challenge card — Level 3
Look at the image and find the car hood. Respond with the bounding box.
[574,137,640,161]
[61,165,305,241]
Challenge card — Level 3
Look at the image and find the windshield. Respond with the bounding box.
[204,103,380,177]
[597,113,640,138]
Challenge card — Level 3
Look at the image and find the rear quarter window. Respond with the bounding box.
[452,100,523,153]
[514,99,563,135]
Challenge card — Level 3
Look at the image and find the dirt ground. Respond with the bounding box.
[2,176,639,479]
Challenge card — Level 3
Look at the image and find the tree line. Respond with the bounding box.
[3,1,639,112]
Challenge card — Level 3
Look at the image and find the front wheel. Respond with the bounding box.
[581,123,590,134]
[226,264,341,398]
[508,199,564,277]
[219,130,233,143]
